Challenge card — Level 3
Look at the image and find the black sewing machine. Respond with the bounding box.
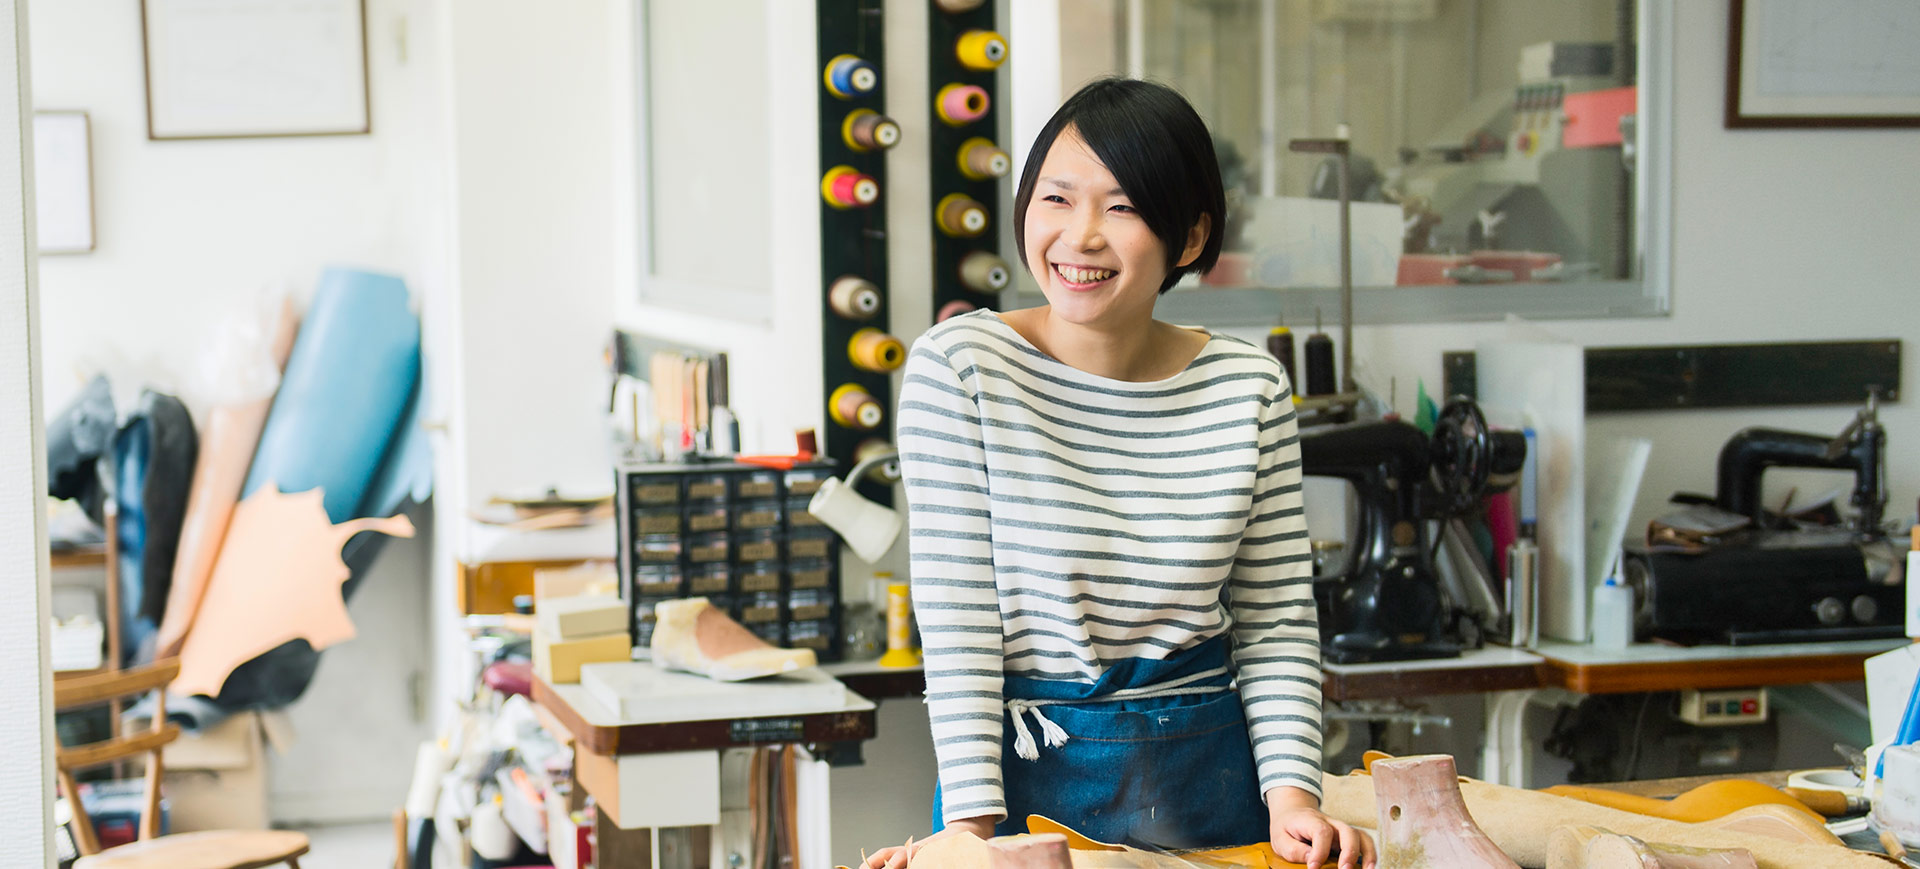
[1302,400,1528,664]
[1625,392,1903,645]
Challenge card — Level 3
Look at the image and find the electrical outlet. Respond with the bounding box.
[1679,688,1768,727]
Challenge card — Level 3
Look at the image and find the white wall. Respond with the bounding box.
[1,0,55,860]
[26,0,446,823]
[1217,0,1920,531]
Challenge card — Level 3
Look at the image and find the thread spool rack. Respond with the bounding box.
[927,0,1010,326]
[816,0,900,506]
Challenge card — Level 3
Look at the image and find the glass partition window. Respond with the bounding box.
[1038,0,1666,323]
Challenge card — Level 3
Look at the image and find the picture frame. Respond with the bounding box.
[1726,0,1920,129]
[33,111,95,255]
[141,0,371,140]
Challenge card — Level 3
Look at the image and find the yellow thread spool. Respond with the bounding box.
[829,383,883,431]
[936,193,989,237]
[848,328,906,373]
[955,29,1008,71]
[957,137,1011,180]
[878,575,920,668]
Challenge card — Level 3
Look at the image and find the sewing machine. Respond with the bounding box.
[1303,400,1528,664]
[1625,393,1903,645]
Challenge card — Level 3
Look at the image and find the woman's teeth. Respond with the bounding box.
[1056,265,1115,284]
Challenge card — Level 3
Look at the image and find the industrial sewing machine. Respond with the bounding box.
[1625,392,1903,645]
[1303,400,1528,664]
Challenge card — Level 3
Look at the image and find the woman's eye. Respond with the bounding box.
[1042,194,1068,204]
[1109,204,1136,214]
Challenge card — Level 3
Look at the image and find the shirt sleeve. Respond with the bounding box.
[896,337,1009,825]
[1226,371,1325,801]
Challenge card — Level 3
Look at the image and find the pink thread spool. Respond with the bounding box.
[936,84,991,126]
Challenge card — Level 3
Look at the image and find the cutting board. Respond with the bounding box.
[579,661,847,722]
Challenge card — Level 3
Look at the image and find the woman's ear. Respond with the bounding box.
[1175,214,1212,268]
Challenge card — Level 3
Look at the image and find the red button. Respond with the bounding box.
[1741,699,1758,714]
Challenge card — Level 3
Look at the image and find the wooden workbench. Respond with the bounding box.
[531,674,876,756]
[1534,638,1906,694]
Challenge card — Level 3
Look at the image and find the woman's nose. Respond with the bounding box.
[1063,208,1105,251]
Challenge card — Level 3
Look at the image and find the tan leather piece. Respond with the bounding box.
[1541,781,1823,825]
[172,485,414,697]
[1548,826,1758,869]
[650,597,815,681]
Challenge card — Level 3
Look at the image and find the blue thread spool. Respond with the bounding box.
[824,54,877,100]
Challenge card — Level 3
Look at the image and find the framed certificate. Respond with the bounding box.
[33,111,94,255]
[141,0,371,140]
[1727,0,1920,128]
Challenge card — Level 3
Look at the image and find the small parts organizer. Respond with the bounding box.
[928,0,1011,326]
[818,0,904,505]
[616,461,846,662]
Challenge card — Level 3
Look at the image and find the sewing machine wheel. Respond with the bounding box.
[1430,399,1493,515]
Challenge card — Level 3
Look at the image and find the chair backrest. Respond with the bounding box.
[53,657,180,855]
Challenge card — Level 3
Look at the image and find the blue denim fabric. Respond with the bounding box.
[932,636,1269,849]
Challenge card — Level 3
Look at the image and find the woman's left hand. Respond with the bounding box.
[1266,788,1376,869]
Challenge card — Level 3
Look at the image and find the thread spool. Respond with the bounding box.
[1303,331,1336,396]
[936,299,977,322]
[955,30,1008,71]
[958,250,1010,293]
[878,576,920,667]
[829,383,883,431]
[934,0,986,14]
[854,438,901,484]
[848,328,906,373]
[842,109,901,152]
[957,137,1011,180]
[937,194,989,237]
[936,83,991,126]
[1266,323,1298,392]
[821,166,879,209]
[823,54,877,100]
[828,276,881,321]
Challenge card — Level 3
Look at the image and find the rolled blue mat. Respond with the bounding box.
[243,268,421,524]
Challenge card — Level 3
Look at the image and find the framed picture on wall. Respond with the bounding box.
[33,111,95,255]
[141,0,371,140]
[1726,0,1920,128]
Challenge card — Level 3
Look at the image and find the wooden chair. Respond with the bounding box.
[54,657,309,869]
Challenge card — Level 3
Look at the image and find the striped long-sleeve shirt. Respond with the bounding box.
[896,310,1322,826]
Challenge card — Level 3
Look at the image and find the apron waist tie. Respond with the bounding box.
[1007,665,1234,761]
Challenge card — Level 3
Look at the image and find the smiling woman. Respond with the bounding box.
[879,79,1378,869]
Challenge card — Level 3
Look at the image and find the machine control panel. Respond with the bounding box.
[1678,688,1769,727]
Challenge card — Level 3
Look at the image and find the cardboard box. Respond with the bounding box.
[536,594,627,640]
[533,629,631,684]
[150,710,293,833]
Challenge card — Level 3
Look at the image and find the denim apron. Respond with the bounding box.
[931,636,1270,849]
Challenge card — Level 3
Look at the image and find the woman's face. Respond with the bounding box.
[1023,126,1201,330]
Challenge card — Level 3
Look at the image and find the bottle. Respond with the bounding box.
[1591,575,1635,650]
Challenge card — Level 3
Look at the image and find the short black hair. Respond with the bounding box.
[1014,78,1226,294]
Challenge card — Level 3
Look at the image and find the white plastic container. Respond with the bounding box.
[1590,576,1635,651]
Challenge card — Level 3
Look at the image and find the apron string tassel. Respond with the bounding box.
[1030,707,1070,750]
[1009,703,1041,761]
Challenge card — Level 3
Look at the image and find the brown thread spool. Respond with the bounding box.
[937,299,977,322]
[842,109,901,152]
[848,328,906,373]
[958,137,1011,180]
[829,276,881,321]
[958,251,1011,293]
[937,194,989,237]
[934,0,985,12]
[829,384,883,431]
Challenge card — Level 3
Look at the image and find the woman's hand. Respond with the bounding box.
[862,816,997,869]
[1266,787,1376,869]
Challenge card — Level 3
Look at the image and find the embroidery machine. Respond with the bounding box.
[1302,400,1528,664]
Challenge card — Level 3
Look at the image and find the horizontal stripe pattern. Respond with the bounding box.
[898,311,1323,826]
